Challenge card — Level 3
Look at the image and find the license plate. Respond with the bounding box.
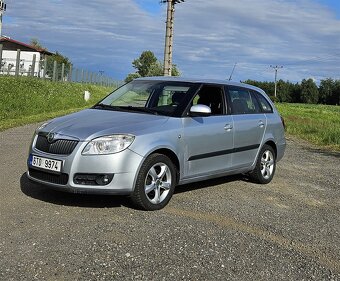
[30,155,62,173]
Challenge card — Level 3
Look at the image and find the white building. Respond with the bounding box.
[0,37,53,76]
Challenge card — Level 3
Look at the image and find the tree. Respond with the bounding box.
[30,38,72,80]
[133,50,158,77]
[125,73,141,83]
[300,79,319,104]
[125,50,180,82]
[30,38,46,50]
[319,78,334,104]
[46,52,72,80]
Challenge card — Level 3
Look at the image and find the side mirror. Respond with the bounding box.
[189,104,211,116]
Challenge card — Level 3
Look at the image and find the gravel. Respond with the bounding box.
[0,124,339,280]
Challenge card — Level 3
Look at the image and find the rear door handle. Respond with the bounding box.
[258,121,265,128]
[224,124,233,131]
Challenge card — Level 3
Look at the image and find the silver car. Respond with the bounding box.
[27,77,286,210]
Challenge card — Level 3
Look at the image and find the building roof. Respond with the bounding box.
[0,37,54,55]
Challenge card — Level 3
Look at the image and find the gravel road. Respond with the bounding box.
[1,123,340,281]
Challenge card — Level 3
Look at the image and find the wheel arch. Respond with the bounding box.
[151,148,180,184]
[263,140,277,159]
[132,147,181,192]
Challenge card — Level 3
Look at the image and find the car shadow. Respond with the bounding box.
[20,173,131,209]
[174,174,245,194]
[21,173,247,209]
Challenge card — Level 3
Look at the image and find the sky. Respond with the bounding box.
[2,0,340,83]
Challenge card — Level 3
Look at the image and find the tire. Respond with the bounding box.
[131,153,176,211]
[249,144,276,184]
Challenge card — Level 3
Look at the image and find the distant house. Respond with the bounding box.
[0,36,53,76]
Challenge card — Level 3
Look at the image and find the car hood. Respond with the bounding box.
[41,109,169,141]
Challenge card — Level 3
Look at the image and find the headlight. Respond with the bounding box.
[82,135,135,155]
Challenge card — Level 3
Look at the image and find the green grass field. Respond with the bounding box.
[276,103,340,151]
[0,76,114,131]
[0,76,339,151]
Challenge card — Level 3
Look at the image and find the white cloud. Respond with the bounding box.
[3,0,340,82]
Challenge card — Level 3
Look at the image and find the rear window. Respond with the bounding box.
[228,87,261,115]
[254,91,273,113]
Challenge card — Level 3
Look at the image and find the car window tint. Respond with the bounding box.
[157,86,189,106]
[193,86,225,115]
[254,92,273,113]
[229,87,261,115]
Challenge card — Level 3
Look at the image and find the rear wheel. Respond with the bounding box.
[249,144,276,184]
[131,154,176,211]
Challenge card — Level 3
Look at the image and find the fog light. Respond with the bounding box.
[74,174,114,186]
[95,175,112,185]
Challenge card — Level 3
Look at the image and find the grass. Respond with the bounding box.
[276,103,340,151]
[0,77,339,151]
[0,76,114,131]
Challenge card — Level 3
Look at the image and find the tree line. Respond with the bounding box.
[244,78,340,105]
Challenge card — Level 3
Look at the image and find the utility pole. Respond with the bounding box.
[270,65,283,98]
[161,0,184,76]
[0,0,7,38]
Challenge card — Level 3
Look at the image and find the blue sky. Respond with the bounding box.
[2,0,340,83]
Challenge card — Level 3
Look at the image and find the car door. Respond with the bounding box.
[181,85,234,179]
[227,86,266,168]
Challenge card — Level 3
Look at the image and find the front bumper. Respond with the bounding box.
[27,139,144,195]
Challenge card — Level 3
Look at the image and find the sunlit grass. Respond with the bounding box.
[276,103,340,151]
[0,76,114,131]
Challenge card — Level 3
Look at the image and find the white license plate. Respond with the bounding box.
[30,155,62,173]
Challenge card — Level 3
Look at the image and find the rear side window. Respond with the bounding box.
[254,91,273,113]
[228,87,261,115]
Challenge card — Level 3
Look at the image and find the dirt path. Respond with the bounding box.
[0,124,339,280]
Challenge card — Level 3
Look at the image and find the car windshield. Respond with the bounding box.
[96,80,198,116]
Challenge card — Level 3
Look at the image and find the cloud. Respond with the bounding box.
[3,0,340,82]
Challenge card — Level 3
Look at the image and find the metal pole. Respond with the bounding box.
[61,63,65,82]
[53,60,57,81]
[43,58,47,80]
[68,64,73,82]
[0,44,3,73]
[15,49,20,77]
[31,54,36,76]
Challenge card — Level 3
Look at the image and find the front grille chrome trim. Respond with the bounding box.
[35,135,79,155]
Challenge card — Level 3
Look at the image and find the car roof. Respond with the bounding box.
[135,76,266,94]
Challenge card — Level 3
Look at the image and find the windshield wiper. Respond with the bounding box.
[121,106,159,115]
[93,103,116,110]
[93,104,131,112]
[93,104,159,115]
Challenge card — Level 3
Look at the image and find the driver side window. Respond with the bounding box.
[193,86,225,115]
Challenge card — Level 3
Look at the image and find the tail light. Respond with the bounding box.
[280,115,286,130]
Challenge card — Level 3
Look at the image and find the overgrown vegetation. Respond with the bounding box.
[0,76,113,131]
[276,103,340,151]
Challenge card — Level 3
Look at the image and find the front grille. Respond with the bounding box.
[29,168,69,185]
[36,135,78,155]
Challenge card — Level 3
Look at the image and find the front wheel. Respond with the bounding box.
[131,154,176,211]
[249,144,276,184]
